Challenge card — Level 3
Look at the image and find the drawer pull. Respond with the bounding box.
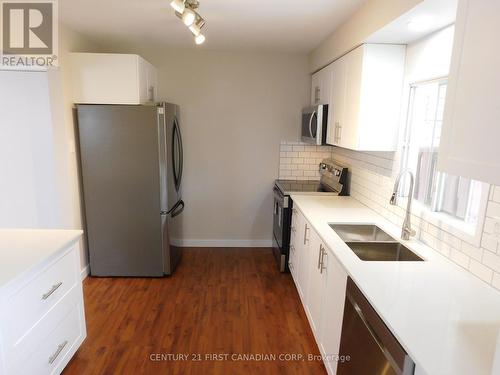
[48,340,68,364]
[42,282,63,300]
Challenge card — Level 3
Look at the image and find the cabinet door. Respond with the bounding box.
[340,45,364,150]
[319,250,348,375]
[327,57,347,146]
[289,208,300,282]
[297,216,312,300]
[70,53,141,104]
[437,0,500,185]
[311,72,321,106]
[311,67,332,106]
[305,229,327,336]
[146,62,158,102]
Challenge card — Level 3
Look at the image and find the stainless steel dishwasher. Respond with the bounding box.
[337,278,415,375]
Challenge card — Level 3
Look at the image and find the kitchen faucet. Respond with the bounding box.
[390,169,416,241]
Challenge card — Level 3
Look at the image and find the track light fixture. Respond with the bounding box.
[170,0,206,45]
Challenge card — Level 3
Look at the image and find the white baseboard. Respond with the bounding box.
[179,239,273,247]
[80,264,90,280]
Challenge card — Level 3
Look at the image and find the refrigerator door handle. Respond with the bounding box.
[172,117,183,192]
[157,104,168,212]
[170,200,184,218]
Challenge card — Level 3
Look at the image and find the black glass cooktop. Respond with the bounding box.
[275,179,336,195]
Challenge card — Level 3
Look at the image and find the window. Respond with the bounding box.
[402,79,483,226]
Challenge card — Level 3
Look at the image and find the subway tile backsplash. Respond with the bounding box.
[278,142,332,180]
[278,141,500,292]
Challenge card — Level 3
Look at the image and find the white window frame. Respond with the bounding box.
[399,77,490,247]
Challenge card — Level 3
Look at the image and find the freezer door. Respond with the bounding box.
[77,104,164,277]
[162,199,184,275]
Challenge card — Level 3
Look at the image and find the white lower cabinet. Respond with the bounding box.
[289,207,348,375]
[318,248,348,375]
[0,243,86,375]
[290,207,311,300]
[304,228,327,334]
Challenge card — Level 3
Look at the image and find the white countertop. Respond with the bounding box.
[291,195,500,375]
[0,229,83,289]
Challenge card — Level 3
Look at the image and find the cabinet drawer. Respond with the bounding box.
[17,299,85,375]
[2,247,78,347]
[5,285,83,372]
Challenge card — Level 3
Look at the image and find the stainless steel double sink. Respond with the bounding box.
[330,224,424,262]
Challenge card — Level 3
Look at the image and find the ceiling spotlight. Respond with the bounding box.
[182,8,196,27]
[171,0,206,45]
[195,34,205,45]
[189,17,205,36]
[170,0,185,13]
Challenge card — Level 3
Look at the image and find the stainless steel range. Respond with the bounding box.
[272,159,348,272]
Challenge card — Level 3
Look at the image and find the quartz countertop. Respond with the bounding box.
[290,195,500,375]
[0,229,83,289]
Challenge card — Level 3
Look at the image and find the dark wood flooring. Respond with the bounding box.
[63,248,327,375]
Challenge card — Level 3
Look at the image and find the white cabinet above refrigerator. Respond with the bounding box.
[69,53,158,105]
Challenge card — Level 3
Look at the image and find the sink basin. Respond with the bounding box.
[330,224,396,242]
[346,242,424,262]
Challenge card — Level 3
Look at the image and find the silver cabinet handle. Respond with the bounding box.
[317,244,322,269]
[337,123,342,142]
[315,86,320,104]
[289,262,293,271]
[42,282,63,300]
[291,226,296,233]
[290,245,295,253]
[48,340,68,364]
[319,246,327,274]
[303,224,309,245]
[334,122,340,143]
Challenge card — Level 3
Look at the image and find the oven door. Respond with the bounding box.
[272,186,290,272]
[273,186,285,247]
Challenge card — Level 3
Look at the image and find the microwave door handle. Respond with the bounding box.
[308,111,316,139]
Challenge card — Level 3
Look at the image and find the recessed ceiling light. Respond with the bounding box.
[407,15,434,32]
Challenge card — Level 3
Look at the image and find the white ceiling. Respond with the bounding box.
[60,0,366,53]
[366,0,457,44]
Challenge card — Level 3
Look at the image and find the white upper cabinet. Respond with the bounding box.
[437,0,500,185]
[326,44,406,151]
[70,53,158,105]
[310,65,332,106]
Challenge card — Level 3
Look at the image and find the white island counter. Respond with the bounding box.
[0,229,85,375]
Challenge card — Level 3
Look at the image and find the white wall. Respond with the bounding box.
[94,45,310,246]
[0,71,63,228]
[309,0,422,72]
[0,24,100,272]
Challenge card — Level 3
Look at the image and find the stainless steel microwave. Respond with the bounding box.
[301,104,328,145]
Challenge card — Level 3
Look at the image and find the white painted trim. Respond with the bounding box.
[178,239,273,247]
[80,264,90,280]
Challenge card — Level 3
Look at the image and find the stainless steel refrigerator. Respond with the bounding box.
[76,103,184,276]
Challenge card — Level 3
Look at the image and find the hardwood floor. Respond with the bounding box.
[63,248,327,375]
